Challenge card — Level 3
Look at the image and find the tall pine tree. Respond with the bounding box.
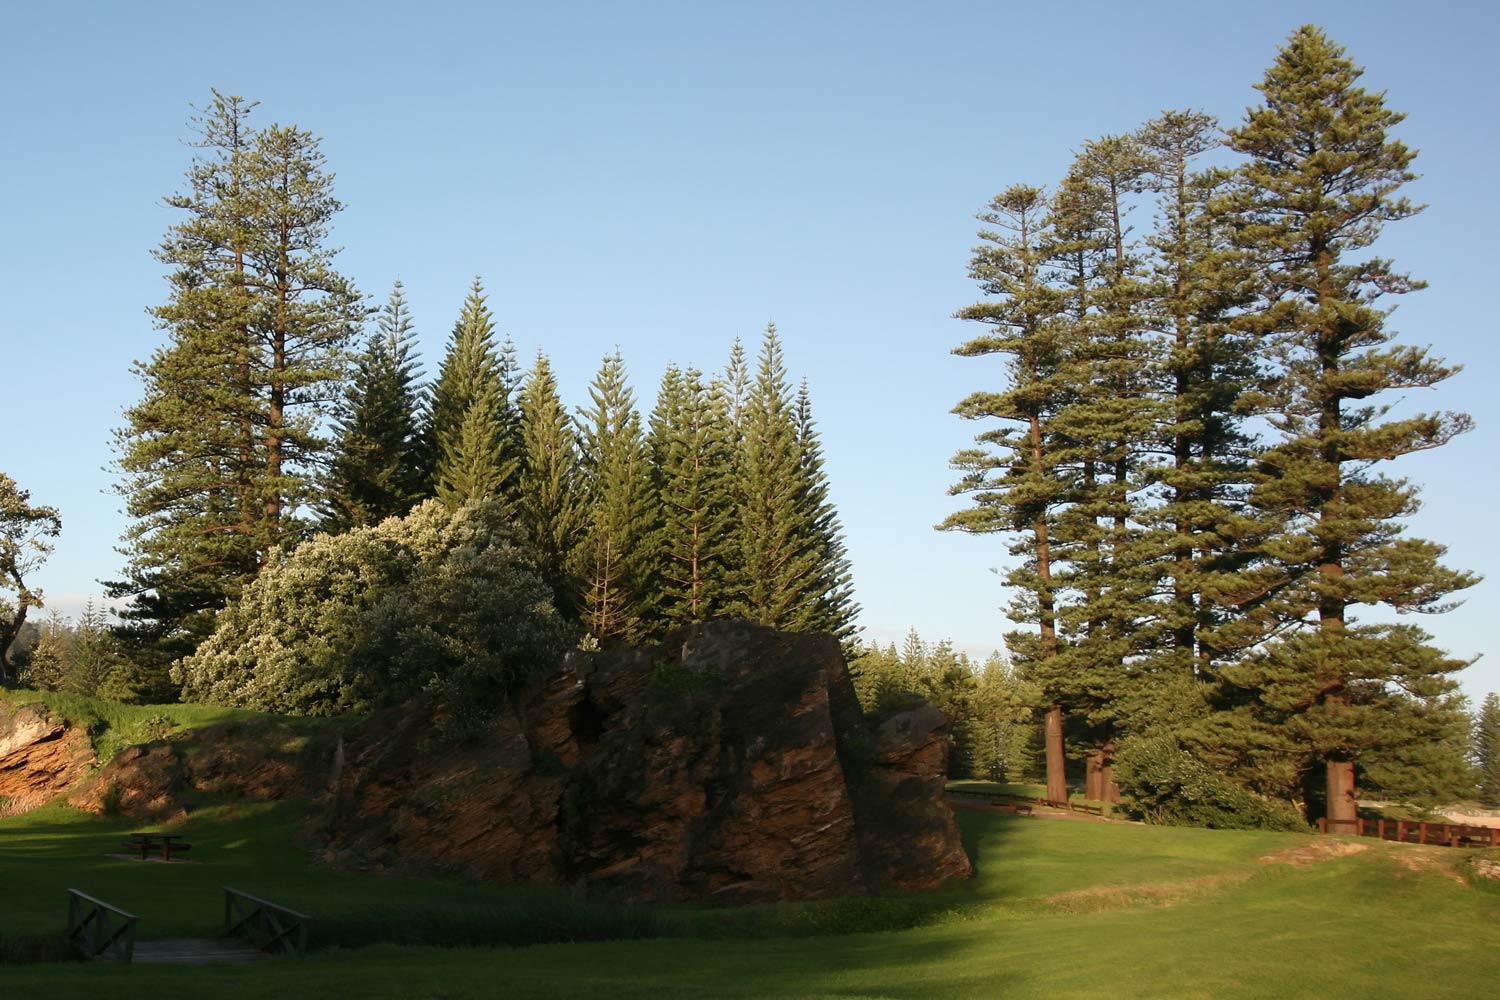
[323,280,428,530]
[648,365,737,628]
[1221,26,1478,822]
[111,92,360,675]
[1473,694,1500,808]
[794,380,859,640]
[430,279,519,508]
[939,187,1075,805]
[517,352,587,614]
[575,352,657,642]
[731,326,850,635]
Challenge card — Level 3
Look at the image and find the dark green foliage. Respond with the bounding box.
[323,281,429,530]
[517,352,587,614]
[793,383,859,640]
[1474,694,1500,807]
[430,278,521,509]
[938,184,1072,800]
[1216,25,1477,807]
[110,91,362,667]
[1113,735,1307,831]
[648,366,736,626]
[732,327,856,638]
[575,353,658,643]
[943,28,1477,818]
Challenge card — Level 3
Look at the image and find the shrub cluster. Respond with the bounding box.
[1113,736,1307,832]
[173,500,572,715]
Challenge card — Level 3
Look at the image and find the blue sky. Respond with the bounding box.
[3,1,1497,698]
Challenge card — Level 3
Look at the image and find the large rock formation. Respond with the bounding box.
[66,718,324,820]
[323,621,972,902]
[0,701,94,815]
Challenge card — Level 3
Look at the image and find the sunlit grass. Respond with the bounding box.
[4,791,1499,997]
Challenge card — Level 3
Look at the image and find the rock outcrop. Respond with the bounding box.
[324,621,972,902]
[0,701,94,815]
[67,719,324,820]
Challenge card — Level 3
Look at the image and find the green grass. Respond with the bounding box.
[4,792,1500,997]
[1,689,353,763]
[947,778,1123,816]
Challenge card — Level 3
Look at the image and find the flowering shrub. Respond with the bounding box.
[174,501,572,715]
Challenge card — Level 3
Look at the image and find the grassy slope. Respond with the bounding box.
[3,797,1498,999]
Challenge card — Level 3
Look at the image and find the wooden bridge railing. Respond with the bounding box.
[1320,816,1500,847]
[66,889,138,962]
[223,886,310,956]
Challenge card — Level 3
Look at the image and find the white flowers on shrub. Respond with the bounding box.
[173,500,572,714]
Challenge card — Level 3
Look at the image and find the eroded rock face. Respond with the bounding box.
[67,719,320,820]
[325,621,972,902]
[0,702,94,814]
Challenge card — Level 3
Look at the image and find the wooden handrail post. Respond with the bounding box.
[223,886,310,957]
[66,890,138,963]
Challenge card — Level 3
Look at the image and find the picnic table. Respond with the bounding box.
[124,832,192,862]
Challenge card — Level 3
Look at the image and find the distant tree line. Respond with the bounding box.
[850,629,1039,784]
[97,90,856,705]
[942,26,1477,826]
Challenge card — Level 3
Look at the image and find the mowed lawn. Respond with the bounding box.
[4,795,1500,999]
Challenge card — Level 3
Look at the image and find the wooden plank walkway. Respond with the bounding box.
[132,938,267,965]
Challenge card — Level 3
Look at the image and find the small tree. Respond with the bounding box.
[1474,694,1500,807]
[65,601,122,697]
[1,473,61,685]
[21,610,70,691]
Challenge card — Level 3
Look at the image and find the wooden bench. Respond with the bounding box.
[124,832,193,862]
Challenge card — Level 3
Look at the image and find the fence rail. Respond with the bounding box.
[1319,817,1500,848]
[223,886,310,956]
[66,889,138,962]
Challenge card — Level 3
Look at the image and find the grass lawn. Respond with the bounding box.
[4,790,1499,998]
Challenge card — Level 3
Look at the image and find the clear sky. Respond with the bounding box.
[3,1,1497,698]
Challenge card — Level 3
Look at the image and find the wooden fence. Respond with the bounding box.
[1319,817,1500,848]
[66,889,138,962]
[948,789,1110,817]
[223,886,310,956]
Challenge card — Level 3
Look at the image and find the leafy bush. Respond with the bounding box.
[1113,735,1307,832]
[174,501,572,715]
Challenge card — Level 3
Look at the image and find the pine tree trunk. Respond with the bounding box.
[1327,759,1357,827]
[1044,705,1067,805]
[1086,750,1104,800]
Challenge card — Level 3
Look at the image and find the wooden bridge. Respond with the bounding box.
[65,886,310,964]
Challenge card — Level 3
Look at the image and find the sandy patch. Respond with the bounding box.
[1259,839,1369,867]
[1042,874,1248,913]
[1391,848,1470,884]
